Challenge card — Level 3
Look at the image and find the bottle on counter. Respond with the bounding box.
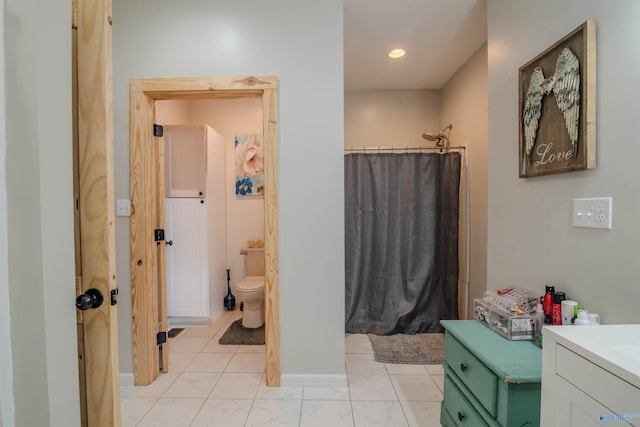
[543,285,555,324]
[552,291,566,325]
[574,310,592,325]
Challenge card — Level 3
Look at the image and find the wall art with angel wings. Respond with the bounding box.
[518,21,596,178]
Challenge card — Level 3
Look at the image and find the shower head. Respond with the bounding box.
[422,124,452,148]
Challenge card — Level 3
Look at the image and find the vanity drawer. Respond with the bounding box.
[557,344,640,424]
[445,333,498,416]
[442,374,490,426]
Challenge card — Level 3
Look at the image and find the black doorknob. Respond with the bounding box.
[166,240,173,246]
[76,288,104,310]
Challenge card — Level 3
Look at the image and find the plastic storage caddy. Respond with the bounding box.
[473,288,542,341]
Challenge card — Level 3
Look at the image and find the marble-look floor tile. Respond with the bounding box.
[300,400,354,427]
[225,352,266,373]
[345,334,373,354]
[425,364,444,376]
[237,344,267,353]
[120,397,157,427]
[169,336,210,353]
[209,372,263,399]
[385,363,428,375]
[184,352,233,373]
[190,398,253,427]
[256,374,303,400]
[390,374,443,402]
[120,372,179,398]
[303,387,350,401]
[348,374,398,401]
[163,372,221,399]
[245,399,303,427]
[400,401,442,427]
[168,352,198,373]
[202,337,239,353]
[351,401,409,427]
[182,324,224,338]
[346,353,387,374]
[136,398,204,427]
[431,375,444,393]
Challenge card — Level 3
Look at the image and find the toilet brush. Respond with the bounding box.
[224,268,235,311]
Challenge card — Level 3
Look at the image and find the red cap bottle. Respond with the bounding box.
[543,285,554,324]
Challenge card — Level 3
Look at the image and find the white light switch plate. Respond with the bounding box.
[572,197,612,229]
[116,199,131,217]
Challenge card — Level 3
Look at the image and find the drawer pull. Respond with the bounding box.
[460,363,467,372]
[457,411,465,422]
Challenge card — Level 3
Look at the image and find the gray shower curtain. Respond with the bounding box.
[345,152,461,335]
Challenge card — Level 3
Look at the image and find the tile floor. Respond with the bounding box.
[121,310,444,426]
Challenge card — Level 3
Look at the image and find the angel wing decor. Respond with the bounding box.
[518,21,596,178]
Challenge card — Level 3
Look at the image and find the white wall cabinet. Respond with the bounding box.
[165,198,209,317]
[541,325,640,427]
[164,125,226,321]
[165,125,207,198]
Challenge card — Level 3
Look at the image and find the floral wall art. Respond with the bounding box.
[235,134,264,197]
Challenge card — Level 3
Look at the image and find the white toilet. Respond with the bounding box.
[236,247,265,328]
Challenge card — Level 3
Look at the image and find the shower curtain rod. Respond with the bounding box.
[344,146,466,153]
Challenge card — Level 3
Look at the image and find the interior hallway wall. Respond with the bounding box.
[3,0,80,425]
[344,90,440,149]
[440,43,489,319]
[487,1,640,323]
[113,0,345,382]
[0,0,13,424]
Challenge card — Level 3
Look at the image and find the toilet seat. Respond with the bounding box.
[237,276,265,293]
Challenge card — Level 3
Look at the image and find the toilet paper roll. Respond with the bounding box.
[561,300,578,325]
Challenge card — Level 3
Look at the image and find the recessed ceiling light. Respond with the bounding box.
[388,48,406,59]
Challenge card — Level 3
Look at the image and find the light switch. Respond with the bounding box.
[116,199,131,217]
[572,197,612,229]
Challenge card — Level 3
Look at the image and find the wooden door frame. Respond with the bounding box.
[130,76,280,386]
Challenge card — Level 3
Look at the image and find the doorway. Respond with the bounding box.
[158,99,264,329]
[129,76,280,387]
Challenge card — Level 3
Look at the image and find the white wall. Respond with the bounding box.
[0,0,13,424]
[113,0,345,382]
[441,43,488,319]
[487,1,640,324]
[345,90,440,149]
[3,0,80,425]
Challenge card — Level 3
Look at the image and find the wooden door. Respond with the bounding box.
[73,0,121,425]
[130,77,281,387]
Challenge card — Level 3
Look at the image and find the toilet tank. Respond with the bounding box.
[242,248,265,276]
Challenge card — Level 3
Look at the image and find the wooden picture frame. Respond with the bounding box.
[519,21,596,178]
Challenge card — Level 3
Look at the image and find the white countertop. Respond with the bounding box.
[542,324,640,389]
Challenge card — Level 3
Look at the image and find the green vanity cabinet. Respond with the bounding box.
[440,320,542,427]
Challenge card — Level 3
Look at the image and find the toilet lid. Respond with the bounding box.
[237,276,265,292]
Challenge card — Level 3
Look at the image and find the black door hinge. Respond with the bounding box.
[154,229,165,245]
[157,331,167,346]
[153,124,163,137]
[110,288,119,306]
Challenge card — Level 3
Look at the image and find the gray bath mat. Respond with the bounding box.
[368,333,444,364]
[218,319,265,345]
[168,328,184,338]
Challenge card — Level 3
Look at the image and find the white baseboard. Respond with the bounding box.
[280,374,347,388]
[119,373,134,387]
